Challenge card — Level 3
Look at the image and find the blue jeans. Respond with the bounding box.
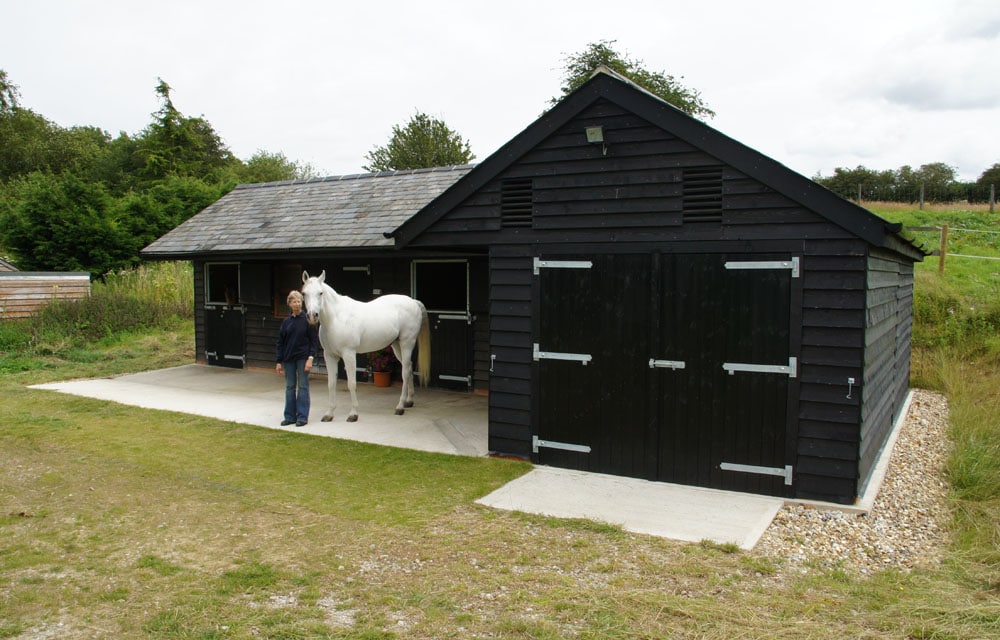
[283,358,310,423]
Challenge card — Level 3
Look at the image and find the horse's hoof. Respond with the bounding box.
[395,408,405,415]
[347,415,358,423]
[321,415,333,422]
[404,401,414,408]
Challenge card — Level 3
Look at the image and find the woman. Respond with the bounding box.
[275,290,319,427]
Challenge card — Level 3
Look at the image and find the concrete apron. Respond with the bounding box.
[31,364,909,549]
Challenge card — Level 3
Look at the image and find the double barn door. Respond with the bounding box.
[534,252,798,497]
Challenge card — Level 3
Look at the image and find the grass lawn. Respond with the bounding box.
[2,227,999,639]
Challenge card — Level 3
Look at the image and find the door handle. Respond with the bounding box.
[648,359,686,370]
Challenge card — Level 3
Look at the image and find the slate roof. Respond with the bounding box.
[141,165,473,258]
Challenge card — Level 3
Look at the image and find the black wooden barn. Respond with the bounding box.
[143,67,923,505]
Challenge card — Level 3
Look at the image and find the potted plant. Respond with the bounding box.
[368,346,395,387]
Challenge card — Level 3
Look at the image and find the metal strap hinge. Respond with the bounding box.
[533,436,592,454]
[533,257,593,275]
[533,343,592,365]
[724,256,800,278]
[720,462,794,485]
[439,374,473,387]
[723,356,797,378]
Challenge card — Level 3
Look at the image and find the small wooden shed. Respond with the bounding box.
[0,271,91,319]
[144,67,923,505]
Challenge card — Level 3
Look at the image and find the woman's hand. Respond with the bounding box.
[276,363,283,374]
[304,357,313,372]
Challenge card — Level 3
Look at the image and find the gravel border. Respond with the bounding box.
[755,389,952,574]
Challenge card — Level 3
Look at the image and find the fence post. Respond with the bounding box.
[938,224,948,274]
[919,183,925,210]
[991,184,995,214]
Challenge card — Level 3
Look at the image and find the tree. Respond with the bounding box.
[0,69,20,113]
[1,172,133,275]
[363,111,475,172]
[116,175,229,251]
[134,79,238,182]
[976,163,1000,188]
[552,40,714,119]
[814,165,894,200]
[240,150,317,184]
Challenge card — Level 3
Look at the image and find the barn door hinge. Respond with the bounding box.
[439,374,473,389]
[533,257,593,275]
[722,356,797,378]
[533,343,592,365]
[533,436,592,454]
[438,312,473,324]
[720,462,794,485]
[724,256,800,278]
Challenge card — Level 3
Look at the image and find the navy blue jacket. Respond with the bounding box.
[275,313,319,363]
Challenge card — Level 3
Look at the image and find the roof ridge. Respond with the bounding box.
[235,164,477,191]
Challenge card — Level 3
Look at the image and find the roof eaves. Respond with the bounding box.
[392,82,609,247]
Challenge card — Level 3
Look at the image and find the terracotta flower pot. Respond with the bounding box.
[373,371,391,387]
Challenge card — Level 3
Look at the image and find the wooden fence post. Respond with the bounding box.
[991,184,995,214]
[938,224,949,274]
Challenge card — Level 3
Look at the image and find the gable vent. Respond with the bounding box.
[683,167,724,222]
[501,178,533,228]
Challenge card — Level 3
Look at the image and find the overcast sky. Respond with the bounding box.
[4,0,998,182]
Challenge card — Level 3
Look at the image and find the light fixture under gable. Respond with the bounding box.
[585,126,608,155]
[585,126,604,143]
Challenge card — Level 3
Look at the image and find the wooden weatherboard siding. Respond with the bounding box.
[394,68,923,504]
[858,248,914,495]
[0,272,90,319]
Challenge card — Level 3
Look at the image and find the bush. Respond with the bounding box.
[30,261,193,346]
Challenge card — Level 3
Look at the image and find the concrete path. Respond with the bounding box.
[32,364,489,457]
[477,466,783,549]
[32,364,786,548]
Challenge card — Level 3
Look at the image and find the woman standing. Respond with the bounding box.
[275,290,319,426]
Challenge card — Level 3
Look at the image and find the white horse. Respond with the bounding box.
[300,270,431,422]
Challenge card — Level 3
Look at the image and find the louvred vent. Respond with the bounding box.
[500,178,533,228]
[683,167,723,222]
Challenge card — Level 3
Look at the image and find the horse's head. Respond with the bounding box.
[300,269,326,326]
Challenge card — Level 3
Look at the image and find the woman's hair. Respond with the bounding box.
[287,290,303,305]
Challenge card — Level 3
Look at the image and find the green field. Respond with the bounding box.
[1,209,998,638]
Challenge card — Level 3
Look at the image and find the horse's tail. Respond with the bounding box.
[417,302,431,388]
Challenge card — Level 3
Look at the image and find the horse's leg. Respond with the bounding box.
[321,355,339,422]
[344,350,360,422]
[394,338,415,414]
